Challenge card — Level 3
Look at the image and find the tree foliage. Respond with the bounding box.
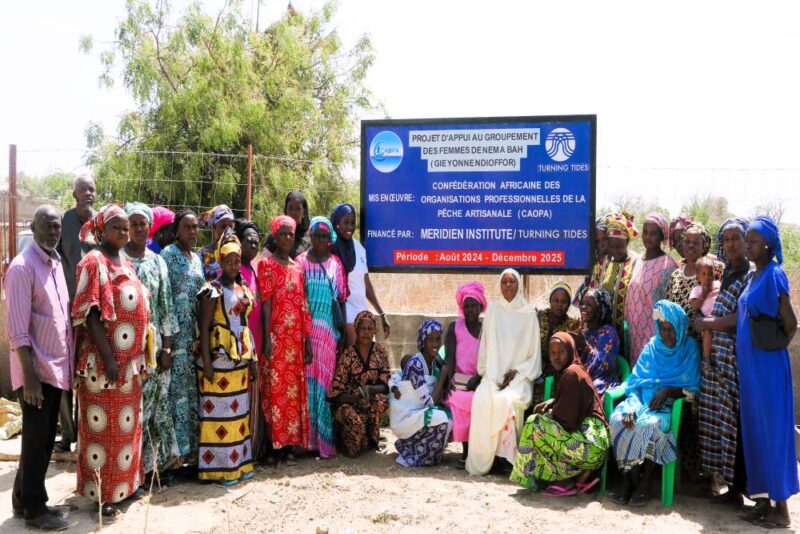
[83,0,375,232]
[18,171,75,209]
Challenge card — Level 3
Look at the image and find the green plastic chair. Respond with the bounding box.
[598,382,684,506]
[543,355,630,404]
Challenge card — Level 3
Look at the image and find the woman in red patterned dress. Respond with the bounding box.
[72,204,149,518]
[259,215,312,465]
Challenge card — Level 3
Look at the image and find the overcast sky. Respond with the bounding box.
[2,0,799,222]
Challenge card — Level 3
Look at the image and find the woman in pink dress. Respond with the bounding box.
[433,282,487,468]
[624,213,678,364]
[235,219,266,460]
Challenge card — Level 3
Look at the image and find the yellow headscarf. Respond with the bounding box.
[214,229,242,264]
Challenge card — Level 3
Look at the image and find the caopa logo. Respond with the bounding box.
[545,127,576,162]
[369,131,403,173]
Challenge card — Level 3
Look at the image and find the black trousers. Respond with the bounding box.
[12,383,63,519]
[58,389,75,446]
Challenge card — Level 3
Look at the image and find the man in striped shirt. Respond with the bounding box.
[6,205,73,531]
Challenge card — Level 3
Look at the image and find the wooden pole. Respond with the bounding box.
[245,144,253,220]
[8,144,17,263]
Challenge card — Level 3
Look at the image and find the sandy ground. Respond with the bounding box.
[1,431,799,534]
[0,432,800,534]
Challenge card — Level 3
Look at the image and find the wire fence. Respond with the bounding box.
[7,147,800,311]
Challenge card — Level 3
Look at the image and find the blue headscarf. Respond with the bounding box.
[750,215,782,264]
[626,300,700,396]
[715,217,749,261]
[331,203,356,273]
[309,216,337,244]
[331,203,355,232]
[417,319,443,352]
[124,202,153,225]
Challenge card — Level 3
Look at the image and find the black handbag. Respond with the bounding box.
[749,313,789,351]
[324,271,346,331]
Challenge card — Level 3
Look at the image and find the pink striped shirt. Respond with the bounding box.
[5,241,74,391]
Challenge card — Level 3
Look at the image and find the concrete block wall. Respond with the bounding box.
[385,313,800,425]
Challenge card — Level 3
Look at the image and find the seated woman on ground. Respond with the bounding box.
[389,320,452,467]
[328,311,391,457]
[432,282,487,468]
[609,300,700,507]
[578,288,620,395]
[510,332,610,496]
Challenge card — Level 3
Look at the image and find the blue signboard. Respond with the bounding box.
[361,115,596,274]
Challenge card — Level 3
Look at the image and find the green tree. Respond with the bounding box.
[82,0,376,233]
[19,171,75,209]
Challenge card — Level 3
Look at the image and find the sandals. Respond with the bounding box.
[576,478,599,496]
[628,489,650,508]
[542,484,578,497]
[739,500,771,523]
[610,491,631,505]
[99,503,121,519]
[752,518,791,530]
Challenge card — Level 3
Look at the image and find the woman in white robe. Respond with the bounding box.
[466,269,541,475]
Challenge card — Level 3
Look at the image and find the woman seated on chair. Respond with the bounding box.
[578,288,621,395]
[609,300,700,507]
[510,332,610,496]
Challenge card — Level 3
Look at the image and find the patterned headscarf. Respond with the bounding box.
[354,310,376,333]
[715,217,749,261]
[270,214,297,236]
[595,214,610,232]
[683,222,712,256]
[455,281,487,317]
[584,287,613,326]
[199,204,234,229]
[149,206,175,239]
[124,202,153,225]
[750,215,783,264]
[644,212,669,243]
[309,216,337,244]
[417,319,443,352]
[79,203,125,244]
[549,281,572,302]
[214,229,242,263]
[669,214,695,250]
[604,212,638,241]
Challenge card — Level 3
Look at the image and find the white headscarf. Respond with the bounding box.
[477,269,541,384]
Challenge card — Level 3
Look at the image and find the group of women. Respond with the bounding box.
[515,210,796,528]
[70,192,396,517]
[69,196,797,528]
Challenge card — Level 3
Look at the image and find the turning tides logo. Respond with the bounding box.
[545,127,576,162]
[369,131,403,173]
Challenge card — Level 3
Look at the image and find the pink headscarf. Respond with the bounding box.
[149,206,175,239]
[270,214,297,236]
[456,281,487,317]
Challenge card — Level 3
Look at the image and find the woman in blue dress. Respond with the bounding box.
[736,216,798,528]
[160,210,206,465]
[609,300,700,507]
